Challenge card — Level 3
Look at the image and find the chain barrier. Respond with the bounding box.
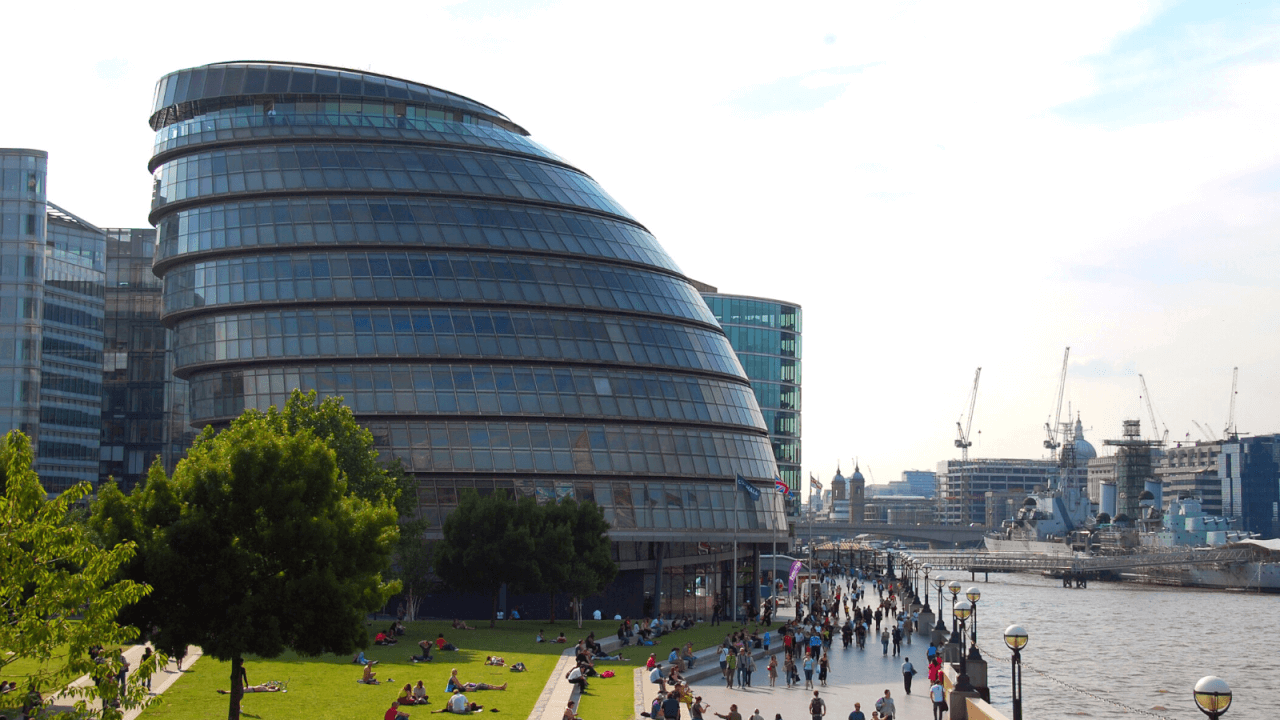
[970,641,1190,720]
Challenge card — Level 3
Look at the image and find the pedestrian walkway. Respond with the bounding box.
[688,628,935,719]
[43,644,203,719]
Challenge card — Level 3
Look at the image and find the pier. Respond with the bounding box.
[903,546,1257,580]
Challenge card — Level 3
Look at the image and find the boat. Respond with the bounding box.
[984,484,1093,556]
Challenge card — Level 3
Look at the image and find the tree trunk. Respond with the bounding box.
[228,655,244,720]
[575,596,583,629]
[548,591,557,624]
[491,587,499,628]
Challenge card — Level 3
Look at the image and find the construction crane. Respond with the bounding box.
[955,367,981,461]
[1044,347,1070,455]
[1225,367,1239,441]
[1192,420,1215,442]
[1138,374,1169,445]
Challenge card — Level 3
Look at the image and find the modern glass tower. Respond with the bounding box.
[699,291,802,515]
[147,62,786,616]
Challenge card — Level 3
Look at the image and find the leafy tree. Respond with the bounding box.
[433,490,542,627]
[0,431,154,719]
[390,514,434,622]
[547,499,617,628]
[90,412,400,720]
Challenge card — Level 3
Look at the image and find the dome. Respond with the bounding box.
[1096,512,1112,525]
[1023,497,1037,506]
[1073,417,1097,461]
[1139,490,1155,501]
[850,462,864,482]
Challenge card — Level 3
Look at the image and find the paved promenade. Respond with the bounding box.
[686,633,936,720]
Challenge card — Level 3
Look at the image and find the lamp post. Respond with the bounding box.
[947,580,962,644]
[922,564,932,611]
[953,600,975,692]
[932,577,947,633]
[965,586,983,660]
[1193,676,1232,720]
[1004,625,1028,720]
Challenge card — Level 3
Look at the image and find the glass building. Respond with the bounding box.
[699,290,802,515]
[100,228,193,490]
[0,149,107,494]
[146,62,786,616]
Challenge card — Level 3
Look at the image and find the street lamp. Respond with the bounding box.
[947,580,962,644]
[922,564,933,611]
[953,600,975,692]
[1004,625,1028,720]
[932,577,948,633]
[1193,676,1232,720]
[965,586,983,660]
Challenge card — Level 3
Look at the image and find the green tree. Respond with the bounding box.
[433,490,542,627]
[0,431,154,719]
[547,499,617,628]
[90,412,400,720]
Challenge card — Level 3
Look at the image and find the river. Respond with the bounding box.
[917,571,1273,719]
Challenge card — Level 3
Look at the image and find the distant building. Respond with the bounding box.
[1219,435,1279,538]
[902,470,937,498]
[864,495,933,524]
[1153,441,1222,516]
[936,458,1084,526]
[700,288,801,515]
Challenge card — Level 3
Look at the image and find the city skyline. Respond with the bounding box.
[2,1,1278,495]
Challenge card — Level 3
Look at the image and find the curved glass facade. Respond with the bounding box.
[150,63,785,549]
[701,294,801,512]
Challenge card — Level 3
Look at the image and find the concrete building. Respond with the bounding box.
[1153,441,1223,517]
[935,458,1084,526]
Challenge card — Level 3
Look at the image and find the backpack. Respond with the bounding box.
[810,698,822,714]
[875,698,884,712]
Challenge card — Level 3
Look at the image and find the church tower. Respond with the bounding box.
[849,461,866,523]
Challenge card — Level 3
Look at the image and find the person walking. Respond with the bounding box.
[891,626,902,657]
[901,658,915,695]
[784,653,797,688]
[725,650,737,689]
[930,678,947,720]
[741,649,755,688]
[818,653,829,687]
[802,653,815,689]
[874,690,896,720]
[767,656,778,687]
[808,691,826,720]
[662,691,683,720]
[880,628,890,656]
[848,702,866,720]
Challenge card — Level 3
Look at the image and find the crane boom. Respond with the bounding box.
[1192,420,1215,442]
[1225,367,1239,441]
[1138,374,1168,445]
[1044,347,1070,452]
[955,367,981,460]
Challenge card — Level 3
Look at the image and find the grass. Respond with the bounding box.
[134,617,759,720]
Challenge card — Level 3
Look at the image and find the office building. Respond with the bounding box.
[935,458,1083,526]
[146,62,786,617]
[1219,435,1279,538]
[1,149,106,493]
[698,287,801,514]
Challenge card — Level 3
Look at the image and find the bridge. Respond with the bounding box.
[803,522,988,546]
[902,547,1257,574]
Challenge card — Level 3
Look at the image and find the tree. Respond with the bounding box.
[91,411,400,720]
[547,499,617,628]
[433,490,542,627]
[0,431,154,719]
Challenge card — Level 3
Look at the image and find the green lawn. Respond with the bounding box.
[135,618,754,720]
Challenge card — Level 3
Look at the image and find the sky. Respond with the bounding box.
[2,0,1278,495]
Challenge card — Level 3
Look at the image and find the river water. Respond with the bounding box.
[919,572,1273,720]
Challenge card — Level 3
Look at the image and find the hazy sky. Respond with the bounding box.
[3,1,1277,493]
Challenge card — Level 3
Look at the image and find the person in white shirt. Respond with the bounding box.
[930,679,947,720]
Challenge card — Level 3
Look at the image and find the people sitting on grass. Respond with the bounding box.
[446,668,507,692]
[412,639,434,663]
[414,681,429,704]
[436,634,459,651]
[375,631,397,646]
[392,621,406,636]
[384,699,411,720]
[431,689,483,714]
[398,683,428,705]
[536,630,545,643]
[361,661,380,684]
[452,618,476,630]
[554,631,567,643]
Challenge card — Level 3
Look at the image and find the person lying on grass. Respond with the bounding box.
[452,618,476,630]
[398,683,428,705]
[447,668,507,692]
[355,651,378,665]
[375,631,397,645]
[484,656,505,666]
[217,682,283,694]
